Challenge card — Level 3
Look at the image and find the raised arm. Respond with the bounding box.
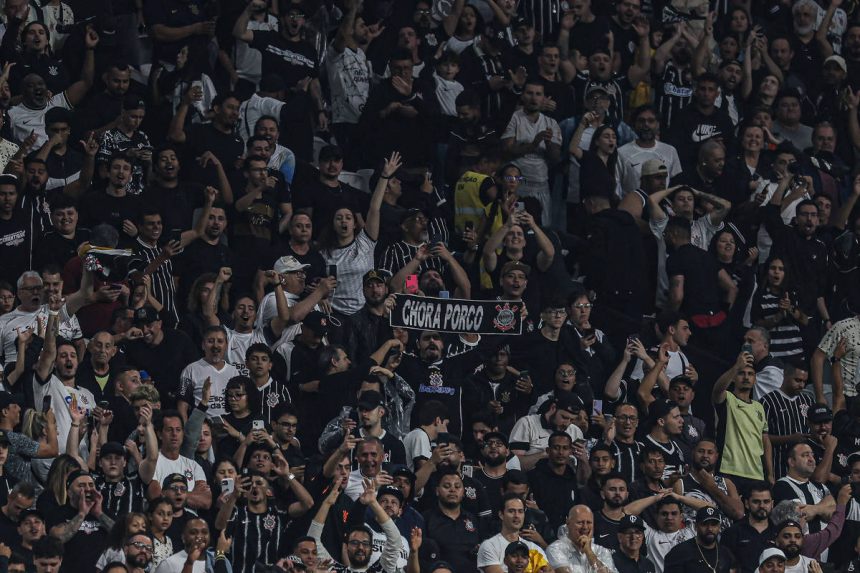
[712,351,752,404]
[137,405,160,486]
[692,13,714,76]
[333,0,358,53]
[232,3,254,43]
[815,0,839,59]
[694,188,732,226]
[638,344,669,410]
[481,217,513,272]
[65,29,98,107]
[568,113,594,160]
[273,452,315,517]
[34,312,59,382]
[520,211,554,271]
[366,152,401,242]
[432,244,472,298]
[832,174,860,230]
[442,0,466,37]
[627,18,652,85]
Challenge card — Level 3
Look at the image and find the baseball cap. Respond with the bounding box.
[586,84,610,98]
[399,208,427,224]
[122,93,146,110]
[430,561,456,573]
[99,442,127,459]
[318,144,343,161]
[363,269,390,285]
[133,306,161,325]
[162,473,187,489]
[482,431,509,447]
[504,541,530,557]
[45,106,72,126]
[274,255,310,274]
[392,466,416,482]
[719,58,742,70]
[555,391,584,414]
[824,55,847,72]
[511,16,531,29]
[0,392,24,410]
[0,174,17,187]
[641,159,668,178]
[357,390,384,411]
[669,375,695,388]
[302,311,329,336]
[758,548,787,566]
[776,520,803,534]
[501,260,531,277]
[0,429,9,446]
[618,514,646,532]
[809,405,833,423]
[377,485,404,505]
[696,506,721,524]
[18,508,45,524]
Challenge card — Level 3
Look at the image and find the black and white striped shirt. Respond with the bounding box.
[135,238,179,324]
[644,435,685,479]
[380,241,448,278]
[655,61,693,132]
[94,475,147,519]
[750,290,804,359]
[517,0,564,43]
[610,439,643,483]
[227,503,293,573]
[254,376,293,424]
[760,389,814,479]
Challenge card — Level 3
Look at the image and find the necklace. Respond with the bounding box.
[695,541,719,573]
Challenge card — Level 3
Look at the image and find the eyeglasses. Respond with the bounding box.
[572,303,593,309]
[616,415,638,422]
[226,393,246,399]
[127,541,153,552]
[557,369,575,376]
[167,486,188,493]
[483,440,506,448]
[545,308,567,316]
[276,421,298,428]
[348,540,372,548]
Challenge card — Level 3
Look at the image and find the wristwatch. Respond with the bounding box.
[287,473,296,481]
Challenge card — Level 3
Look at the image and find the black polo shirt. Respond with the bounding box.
[664,538,733,573]
[614,550,656,573]
[422,506,482,573]
[719,520,776,573]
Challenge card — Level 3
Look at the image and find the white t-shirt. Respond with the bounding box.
[478,533,546,572]
[502,109,561,187]
[238,93,285,142]
[645,523,695,573]
[324,231,376,315]
[154,550,207,573]
[225,327,268,375]
[32,374,95,454]
[178,359,241,417]
[152,452,207,492]
[0,304,81,365]
[403,428,433,472]
[617,140,683,194]
[508,414,584,455]
[9,93,72,147]
[327,45,372,125]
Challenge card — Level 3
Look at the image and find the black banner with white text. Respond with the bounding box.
[389,294,523,335]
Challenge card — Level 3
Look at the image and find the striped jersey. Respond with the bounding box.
[134,238,179,324]
[750,290,804,359]
[94,474,147,518]
[253,376,293,424]
[760,389,814,479]
[227,503,294,573]
[609,439,643,483]
[517,0,564,43]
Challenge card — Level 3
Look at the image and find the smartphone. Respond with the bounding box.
[593,399,603,416]
[241,467,249,477]
[519,369,529,380]
[42,395,52,413]
[252,420,265,431]
[327,264,337,278]
[140,370,150,382]
[168,229,182,244]
[626,335,638,346]
[742,343,753,355]
[98,400,111,410]
[429,232,442,246]
[515,202,525,212]
[405,274,419,294]
[464,221,474,232]
[581,328,595,338]
[438,290,450,299]
[210,415,225,426]
[109,283,123,291]
[221,478,235,495]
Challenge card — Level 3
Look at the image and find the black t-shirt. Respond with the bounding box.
[0,212,34,284]
[46,505,109,573]
[568,18,611,59]
[666,106,734,170]
[293,179,370,238]
[249,31,319,87]
[422,505,483,573]
[664,539,733,573]
[33,228,89,271]
[142,181,204,232]
[666,243,723,316]
[184,124,244,186]
[79,191,143,241]
[145,0,209,63]
[123,329,200,408]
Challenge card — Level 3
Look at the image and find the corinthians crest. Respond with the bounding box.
[493,302,519,332]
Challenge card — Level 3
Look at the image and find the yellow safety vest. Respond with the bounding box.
[454,170,493,235]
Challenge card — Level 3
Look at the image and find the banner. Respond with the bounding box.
[389,294,523,335]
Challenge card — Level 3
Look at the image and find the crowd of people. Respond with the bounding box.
[0,0,859,572]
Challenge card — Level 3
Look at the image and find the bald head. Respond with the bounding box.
[567,504,594,542]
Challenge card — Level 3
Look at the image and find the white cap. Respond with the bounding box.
[758,548,787,567]
[273,256,310,274]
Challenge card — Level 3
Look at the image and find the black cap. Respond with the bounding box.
[44,106,72,126]
[618,514,646,532]
[809,405,833,423]
[318,144,343,161]
[392,466,416,482]
[377,485,404,504]
[555,390,584,414]
[357,390,384,411]
[0,174,17,187]
[122,93,146,110]
[399,207,426,224]
[776,520,803,533]
[430,561,455,573]
[302,311,329,336]
[696,506,722,524]
[99,441,127,459]
[162,473,187,489]
[133,306,161,325]
[482,431,509,447]
[511,16,531,29]
[0,391,24,410]
[18,508,45,524]
[363,269,390,285]
[0,429,9,446]
[504,541,530,557]
[669,375,695,388]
